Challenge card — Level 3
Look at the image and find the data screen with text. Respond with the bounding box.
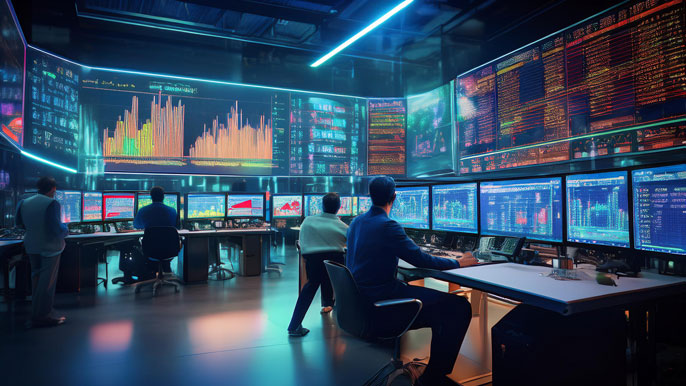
[186,194,226,219]
[137,193,178,212]
[103,193,135,220]
[227,194,264,217]
[633,164,686,255]
[55,190,81,223]
[566,171,630,247]
[339,196,353,216]
[431,183,478,233]
[273,195,302,218]
[390,187,430,229]
[82,192,102,222]
[358,196,372,214]
[480,178,563,242]
[304,195,323,217]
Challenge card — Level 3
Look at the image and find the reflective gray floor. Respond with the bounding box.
[0,246,416,386]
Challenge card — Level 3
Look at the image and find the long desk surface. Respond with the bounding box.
[398,261,686,315]
[64,228,275,240]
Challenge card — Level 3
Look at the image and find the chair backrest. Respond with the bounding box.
[142,226,181,261]
[324,260,372,339]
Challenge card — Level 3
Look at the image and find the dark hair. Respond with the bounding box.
[150,186,165,202]
[322,192,341,214]
[369,176,396,206]
[37,177,57,194]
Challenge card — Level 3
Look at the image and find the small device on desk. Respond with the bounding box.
[474,237,525,263]
[67,223,98,234]
[597,259,639,277]
[114,221,136,233]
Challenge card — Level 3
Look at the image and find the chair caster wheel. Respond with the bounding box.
[175,287,180,293]
[134,286,141,294]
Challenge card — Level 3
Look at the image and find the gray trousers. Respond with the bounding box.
[29,253,61,320]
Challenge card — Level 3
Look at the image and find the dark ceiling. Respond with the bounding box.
[12,0,622,96]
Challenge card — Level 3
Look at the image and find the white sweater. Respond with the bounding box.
[299,213,348,255]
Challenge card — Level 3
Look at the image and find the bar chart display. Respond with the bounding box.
[407,84,453,177]
[632,164,686,255]
[390,187,430,229]
[55,190,81,223]
[103,193,135,220]
[25,48,80,168]
[82,192,102,222]
[304,195,323,217]
[456,0,686,174]
[339,196,353,216]
[480,178,563,242]
[431,183,477,233]
[289,94,367,176]
[273,195,302,218]
[368,98,406,176]
[186,194,226,219]
[227,194,264,217]
[566,171,630,247]
[137,193,178,212]
[80,69,289,175]
[358,196,372,214]
[0,0,24,148]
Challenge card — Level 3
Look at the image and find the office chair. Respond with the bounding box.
[133,227,183,296]
[324,260,425,386]
[209,239,235,280]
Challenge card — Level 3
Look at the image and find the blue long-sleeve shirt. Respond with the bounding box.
[133,202,178,229]
[346,206,460,301]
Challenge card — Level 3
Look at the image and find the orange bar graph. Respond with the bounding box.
[102,91,185,158]
[189,101,272,160]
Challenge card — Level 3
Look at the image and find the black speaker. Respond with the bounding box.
[492,304,626,386]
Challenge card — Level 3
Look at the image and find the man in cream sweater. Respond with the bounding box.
[287,192,348,337]
[16,177,68,327]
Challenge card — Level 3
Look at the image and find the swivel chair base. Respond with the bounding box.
[133,262,182,296]
[208,264,235,280]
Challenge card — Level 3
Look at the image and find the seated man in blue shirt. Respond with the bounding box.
[347,176,478,386]
[134,186,178,229]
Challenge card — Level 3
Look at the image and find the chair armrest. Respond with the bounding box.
[374,298,421,308]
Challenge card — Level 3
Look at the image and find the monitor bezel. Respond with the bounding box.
[81,191,103,223]
[271,194,304,219]
[429,182,479,235]
[391,185,431,230]
[55,189,83,224]
[184,192,228,220]
[226,192,267,219]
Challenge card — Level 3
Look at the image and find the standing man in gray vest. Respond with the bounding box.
[16,177,68,327]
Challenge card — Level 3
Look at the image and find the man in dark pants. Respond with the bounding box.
[15,177,68,327]
[346,176,478,386]
[287,192,348,337]
[133,186,179,273]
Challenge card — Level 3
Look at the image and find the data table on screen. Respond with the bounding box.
[55,191,82,223]
[632,164,686,255]
[227,195,264,217]
[273,195,302,218]
[390,187,430,229]
[304,195,324,217]
[431,183,478,233]
[338,196,353,216]
[137,193,179,212]
[566,172,630,247]
[103,193,135,220]
[186,194,226,219]
[357,196,372,214]
[82,192,102,222]
[480,178,563,242]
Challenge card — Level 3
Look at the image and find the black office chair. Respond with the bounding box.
[324,260,424,386]
[133,227,182,296]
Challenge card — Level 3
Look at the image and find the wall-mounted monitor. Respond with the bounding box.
[103,192,136,221]
[227,194,265,218]
[431,183,478,233]
[55,190,81,223]
[566,171,629,248]
[480,177,563,242]
[0,0,25,148]
[367,98,406,176]
[407,84,453,177]
[136,192,179,212]
[390,186,430,229]
[82,191,102,222]
[272,195,302,218]
[632,164,686,255]
[186,193,226,219]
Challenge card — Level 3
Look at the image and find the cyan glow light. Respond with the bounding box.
[311,0,414,68]
[21,150,77,173]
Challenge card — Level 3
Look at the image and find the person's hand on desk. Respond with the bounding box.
[456,251,478,267]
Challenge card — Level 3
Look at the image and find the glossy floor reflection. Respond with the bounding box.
[0,247,498,386]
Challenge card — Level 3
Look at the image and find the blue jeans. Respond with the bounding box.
[29,253,61,320]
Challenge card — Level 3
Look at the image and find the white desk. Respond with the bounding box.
[398,261,686,315]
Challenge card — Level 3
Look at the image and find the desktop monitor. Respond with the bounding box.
[55,190,81,223]
[304,194,324,217]
[480,177,563,242]
[103,192,136,221]
[358,196,372,214]
[137,192,179,212]
[390,187,430,229]
[566,171,630,248]
[82,192,103,222]
[431,183,478,233]
[186,193,226,219]
[227,194,265,217]
[339,196,353,216]
[632,164,686,255]
[272,195,302,218]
